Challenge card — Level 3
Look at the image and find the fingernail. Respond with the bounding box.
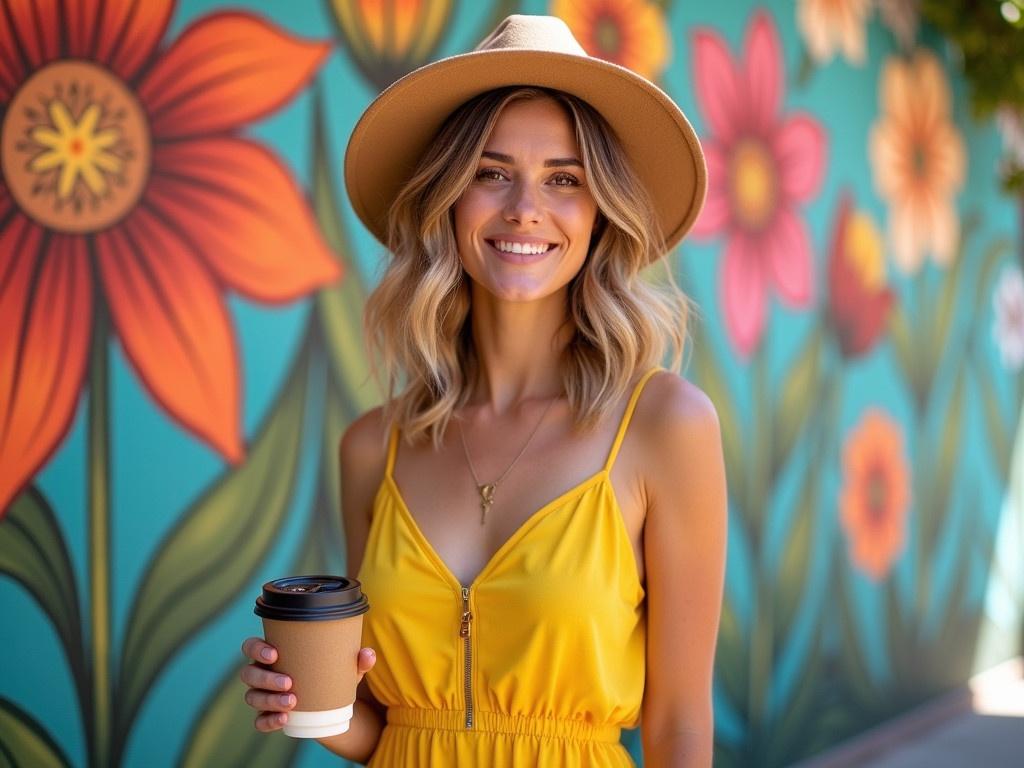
[280,694,293,707]
[261,648,274,661]
[276,675,290,689]
[367,649,376,659]
[278,713,288,725]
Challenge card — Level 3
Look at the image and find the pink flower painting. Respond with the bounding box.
[691,11,827,357]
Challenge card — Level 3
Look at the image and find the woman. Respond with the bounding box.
[241,14,726,766]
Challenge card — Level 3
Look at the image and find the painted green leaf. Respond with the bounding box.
[714,596,747,713]
[711,743,743,768]
[180,664,299,768]
[885,582,913,690]
[977,363,1013,477]
[117,339,312,742]
[689,321,743,508]
[773,481,815,643]
[309,89,382,418]
[887,302,915,391]
[837,569,879,709]
[970,237,1013,314]
[319,369,361,564]
[928,253,963,380]
[773,325,823,477]
[923,368,964,561]
[766,628,822,767]
[0,488,86,695]
[0,698,71,768]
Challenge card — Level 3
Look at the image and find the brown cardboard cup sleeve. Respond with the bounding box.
[254,576,370,738]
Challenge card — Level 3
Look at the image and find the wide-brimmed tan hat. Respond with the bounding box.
[344,14,706,260]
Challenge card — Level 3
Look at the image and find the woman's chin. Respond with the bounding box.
[477,279,559,304]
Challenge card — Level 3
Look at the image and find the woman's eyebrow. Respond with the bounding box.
[481,150,583,168]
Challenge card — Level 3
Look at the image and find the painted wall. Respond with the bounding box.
[0,1,1021,766]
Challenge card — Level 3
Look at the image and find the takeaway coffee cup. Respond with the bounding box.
[254,575,370,738]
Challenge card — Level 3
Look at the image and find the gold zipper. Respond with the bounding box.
[460,585,474,729]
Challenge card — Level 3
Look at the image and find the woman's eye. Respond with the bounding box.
[475,168,506,182]
[550,172,581,187]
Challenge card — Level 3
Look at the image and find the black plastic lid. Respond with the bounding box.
[254,575,369,621]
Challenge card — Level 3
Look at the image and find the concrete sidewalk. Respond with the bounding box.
[795,658,1024,767]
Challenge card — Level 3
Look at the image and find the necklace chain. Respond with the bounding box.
[457,395,558,525]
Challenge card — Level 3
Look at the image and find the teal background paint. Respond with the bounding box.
[1,1,1022,766]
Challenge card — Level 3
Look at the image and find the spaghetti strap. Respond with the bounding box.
[603,367,662,472]
[384,424,400,477]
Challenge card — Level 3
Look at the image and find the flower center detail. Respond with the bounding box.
[1,60,151,234]
[866,464,889,525]
[594,15,622,56]
[730,140,776,230]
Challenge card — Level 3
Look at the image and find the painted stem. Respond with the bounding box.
[749,343,773,741]
[88,306,112,768]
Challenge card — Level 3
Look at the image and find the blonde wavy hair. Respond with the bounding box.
[364,86,691,447]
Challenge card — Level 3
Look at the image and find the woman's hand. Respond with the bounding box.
[239,637,377,732]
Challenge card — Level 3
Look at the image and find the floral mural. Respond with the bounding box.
[0,1,1020,767]
[870,49,966,272]
[689,10,826,357]
[796,0,872,65]
[0,2,339,513]
[552,0,671,80]
[839,409,911,581]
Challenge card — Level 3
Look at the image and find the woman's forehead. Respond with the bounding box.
[482,97,581,160]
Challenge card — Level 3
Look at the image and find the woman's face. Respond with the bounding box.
[453,97,599,303]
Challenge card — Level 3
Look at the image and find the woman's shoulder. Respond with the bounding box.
[632,370,726,523]
[339,405,391,476]
[636,369,721,454]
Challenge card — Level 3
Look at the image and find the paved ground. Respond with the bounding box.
[796,658,1024,768]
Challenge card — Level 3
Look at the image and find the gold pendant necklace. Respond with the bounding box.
[457,395,557,525]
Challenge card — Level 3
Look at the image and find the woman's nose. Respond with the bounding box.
[503,181,542,224]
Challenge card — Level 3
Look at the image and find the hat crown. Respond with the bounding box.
[473,14,588,57]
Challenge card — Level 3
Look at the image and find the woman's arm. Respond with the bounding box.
[639,376,727,767]
[314,408,392,763]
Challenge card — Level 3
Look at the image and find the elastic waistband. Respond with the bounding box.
[387,707,622,743]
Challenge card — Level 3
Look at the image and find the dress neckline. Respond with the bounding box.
[376,367,661,591]
[383,468,612,590]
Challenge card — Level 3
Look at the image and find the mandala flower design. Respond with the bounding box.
[329,0,453,90]
[0,2,339,513]
[840,409,911,581]
[826,193,894,359]
[551,0,671,81]
[992,265,1024,372]
[796,0,872,65]
[690,10,827,357]
[869,50,966,273]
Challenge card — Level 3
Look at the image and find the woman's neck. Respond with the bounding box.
[466,288,572,415]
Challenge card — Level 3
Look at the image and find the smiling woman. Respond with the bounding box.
[239,14,727,768]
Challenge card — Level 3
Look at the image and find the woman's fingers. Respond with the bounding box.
[240,636,278,663]
[255,711,289,732]
[239,663,292,692]
[244,688,296,712]
[357,647,377,676]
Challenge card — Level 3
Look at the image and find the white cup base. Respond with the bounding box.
[282,704,353,739]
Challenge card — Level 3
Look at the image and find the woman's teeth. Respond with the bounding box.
[491,240,552,255]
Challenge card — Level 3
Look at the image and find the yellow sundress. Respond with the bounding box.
[357,368,660,766]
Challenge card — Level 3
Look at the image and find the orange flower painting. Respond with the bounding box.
[839,409,911,581]
[0,2,339,514]
[797,0,872,65]
[869,50,966,273]
[551,0,671,81]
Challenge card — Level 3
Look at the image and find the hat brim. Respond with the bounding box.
[344,48,707,260]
